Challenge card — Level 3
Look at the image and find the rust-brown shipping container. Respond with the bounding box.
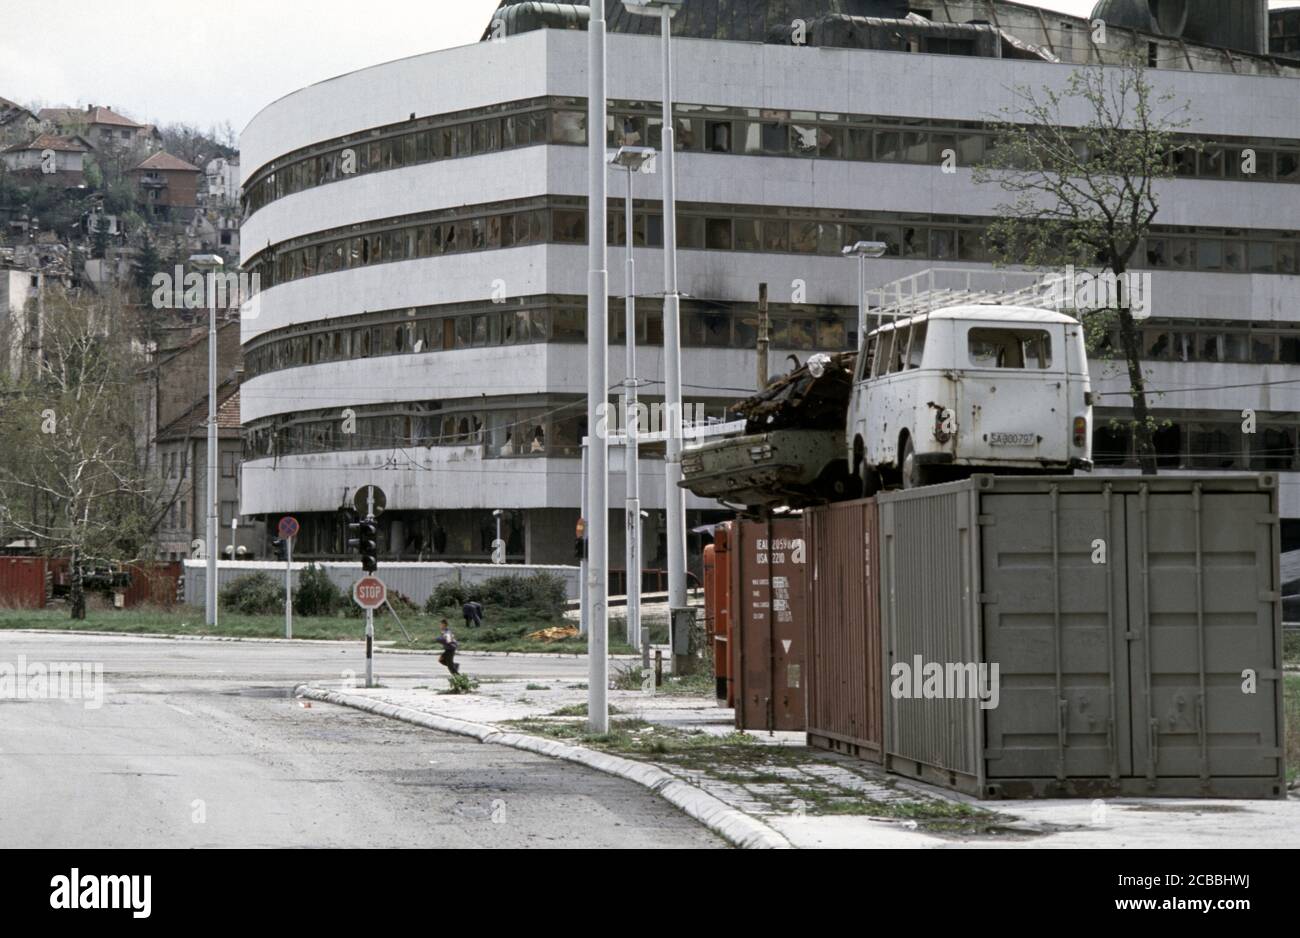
[0,557,48,608]
[711,523,735,703]
[121,562,182,608]
[730,517,806,732]
[804,498,884,762]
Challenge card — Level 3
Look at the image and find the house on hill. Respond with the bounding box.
[0,95,40,150]
[39,104,156,152]
[132,150,202,222]
[0,133,93,186]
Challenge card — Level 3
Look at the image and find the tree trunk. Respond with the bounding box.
[1113,264,1158,476]
[70,549,86,620]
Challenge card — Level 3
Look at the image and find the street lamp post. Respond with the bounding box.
[624,0,687,615]
[189,253,224,627]
[609,145,656,656]
[586,0,611,734]
[841,241,889,344]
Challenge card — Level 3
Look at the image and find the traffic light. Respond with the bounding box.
[272,537,287,562]
[348,517,379,572]
[574,517,586,561]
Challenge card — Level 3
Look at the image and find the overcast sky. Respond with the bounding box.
[0,1,1293,133]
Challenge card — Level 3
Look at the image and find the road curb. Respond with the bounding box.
[295,684,790,850]
[0,629,637,659]
[0,629,355,645]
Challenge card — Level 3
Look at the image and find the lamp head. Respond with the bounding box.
[622,0,684,17]
[608,145,657,172]
[188,253,224,270]
[841,241,888,259]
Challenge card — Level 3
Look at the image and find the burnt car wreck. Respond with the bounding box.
[679,351,859,515]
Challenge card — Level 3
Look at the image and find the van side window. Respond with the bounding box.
[887,326,909,374]
[905,322,927,369]
[857,335,875,381]
[868,327,889,374]
[968,328,1052,369]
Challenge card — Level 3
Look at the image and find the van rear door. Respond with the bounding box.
[957,321,1070,465]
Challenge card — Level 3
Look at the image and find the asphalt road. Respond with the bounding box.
[0,633,722,848]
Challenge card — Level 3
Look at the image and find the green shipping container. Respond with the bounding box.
[877,474,1286,799]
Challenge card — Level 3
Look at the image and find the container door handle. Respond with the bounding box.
[1148,718,1159,783]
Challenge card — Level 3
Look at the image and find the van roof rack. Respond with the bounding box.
[866,268,1070,322]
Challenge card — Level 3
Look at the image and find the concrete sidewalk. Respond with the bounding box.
[306,656,1300,850]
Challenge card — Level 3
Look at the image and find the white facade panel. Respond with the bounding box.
[240,29,554,180]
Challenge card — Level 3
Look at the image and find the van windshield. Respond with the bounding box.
[968,327,1053,369]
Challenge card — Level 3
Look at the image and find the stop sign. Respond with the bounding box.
[353,576,386,610]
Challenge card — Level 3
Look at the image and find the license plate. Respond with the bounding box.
[989,432,1037,447]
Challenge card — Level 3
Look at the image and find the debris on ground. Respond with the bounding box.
[526,625,580,643]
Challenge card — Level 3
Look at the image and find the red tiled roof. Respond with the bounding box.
[133,150,201,173]
[39,105,144,129]
[216,389,241,429]
[0,97,36,125]
[3,133,90,154]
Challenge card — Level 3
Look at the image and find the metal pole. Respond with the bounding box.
[586,0,610,734]
[365,486,375,688]
[579,439,589,637]
[205,271,218,627]
[857,255,866,348]
[365,607,374,688]
[624,165,642,654]
[757,282,769,390]
[285,534,293,640]
[660,4,687,614]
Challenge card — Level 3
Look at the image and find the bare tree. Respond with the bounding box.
[974,56,1199,475]
[0,288,184,617]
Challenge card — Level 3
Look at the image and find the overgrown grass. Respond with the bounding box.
[0,606,637,655]
[547,703,623,717]
[1284,631,1299,666]
[503,715,752,757]
[500,713,1000,828]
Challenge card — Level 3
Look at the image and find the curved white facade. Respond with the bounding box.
[241,26,1300,563]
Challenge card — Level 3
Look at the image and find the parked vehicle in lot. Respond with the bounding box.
[848,304,1093,491]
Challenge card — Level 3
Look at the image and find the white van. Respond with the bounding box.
[847,304,1093,491]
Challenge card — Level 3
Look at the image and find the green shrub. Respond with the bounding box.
[425,580,468,614]
[219,572,285,615]
[423,572,569,618]
[478,572,568,619]
[294,563,344,617]
[442,673,480,695]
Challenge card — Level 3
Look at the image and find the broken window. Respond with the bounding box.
[968,328,1053,370]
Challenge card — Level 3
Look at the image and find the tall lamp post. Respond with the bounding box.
[586,0,611,734]
[841,241,888,345]
[609,145,656,656]
[189,253,224,627]
[623,0,686,614]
